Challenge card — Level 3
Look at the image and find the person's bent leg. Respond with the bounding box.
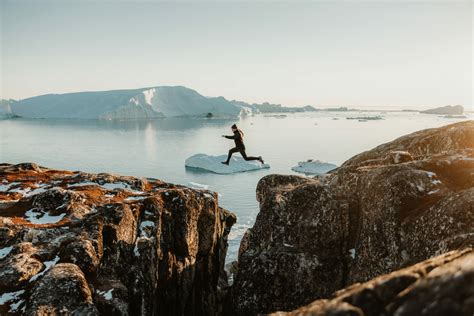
[240,149,260,161]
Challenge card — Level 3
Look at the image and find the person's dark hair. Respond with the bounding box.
[231,124,237,129]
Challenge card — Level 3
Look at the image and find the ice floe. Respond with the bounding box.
[291,159,338,175]
[185,154,270,174]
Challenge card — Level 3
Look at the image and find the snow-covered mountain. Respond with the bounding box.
[10,86,243,119]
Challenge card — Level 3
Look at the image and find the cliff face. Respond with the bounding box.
[0,163,235,315]
[231,121,474,314]
[272,248,474,316]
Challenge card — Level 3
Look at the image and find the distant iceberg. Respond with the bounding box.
[291,159,337,175]
[9,86,243,119]
[185,154,270,174]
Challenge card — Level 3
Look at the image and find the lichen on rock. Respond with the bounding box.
[0,163,236,315]
[231,121,474,315]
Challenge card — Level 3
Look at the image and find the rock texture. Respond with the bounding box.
[231,121,474,314]
[272,248,474,316]
[0,163,235,315]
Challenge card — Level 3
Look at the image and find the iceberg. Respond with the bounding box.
[185,154,270,174]
[10,86,243,119]
[291,159,337,175]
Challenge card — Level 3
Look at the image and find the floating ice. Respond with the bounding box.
[291,159,338,175]
[185,154,270,174]
[188,182,209,189]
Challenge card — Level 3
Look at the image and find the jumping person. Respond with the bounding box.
[221,124,264,165]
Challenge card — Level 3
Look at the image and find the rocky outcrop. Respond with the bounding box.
[420,104,464,115]
[272,248,474,316]
[0,163,235,315]
[231,121,474,314]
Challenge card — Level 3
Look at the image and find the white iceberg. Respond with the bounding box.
[10,86,243,119]
[291,159,337,175]
[185,154,270,174]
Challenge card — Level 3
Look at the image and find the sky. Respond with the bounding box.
[1,0,472,109]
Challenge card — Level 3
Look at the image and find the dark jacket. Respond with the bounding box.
[225,130,245,149]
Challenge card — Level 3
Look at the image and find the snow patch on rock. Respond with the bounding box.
[24,208,66,224]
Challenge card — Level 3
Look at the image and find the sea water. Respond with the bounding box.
[1,111,472,262]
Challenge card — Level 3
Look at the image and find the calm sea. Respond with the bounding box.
[1,111,471,262]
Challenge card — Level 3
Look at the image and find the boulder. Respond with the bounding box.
[271,249,474,316]
[0,163,236,315]
[231,121,474,314]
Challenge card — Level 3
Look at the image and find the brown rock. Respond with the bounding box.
[0,163,235,315]
[271,249,474,316]
[231,121,474,314]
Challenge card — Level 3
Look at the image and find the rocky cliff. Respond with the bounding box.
[272,248,474,316]
[231,120,473,314]
[0,163,236,315]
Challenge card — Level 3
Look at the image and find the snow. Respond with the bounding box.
[425,171,442,185]
[29,256,60,282]
[97,289,114,300]
[0,182,20,192]
[0,246,13,259]
[68,181,142,193]
[349,248,356,259]
[0,290,24,304]
[143,88,156,105]
[185,154,270,174]
[24,208,66,224]
[291,159,338,175]
[124,195,147,202]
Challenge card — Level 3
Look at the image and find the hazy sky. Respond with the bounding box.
[1,0,472,109]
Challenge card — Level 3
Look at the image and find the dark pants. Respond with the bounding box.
[225,147,260,163]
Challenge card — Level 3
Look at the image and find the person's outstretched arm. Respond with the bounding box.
[222,135,235,139]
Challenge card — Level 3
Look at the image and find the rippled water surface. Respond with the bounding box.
[1,112,471,262]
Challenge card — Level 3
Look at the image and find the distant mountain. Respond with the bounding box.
[9,86,242,119]
[421,105,464,115]
[231,100,317,113]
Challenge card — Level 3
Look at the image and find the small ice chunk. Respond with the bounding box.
[291,159,338,175]
[188,182,209,189]
[185,154,270,174]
